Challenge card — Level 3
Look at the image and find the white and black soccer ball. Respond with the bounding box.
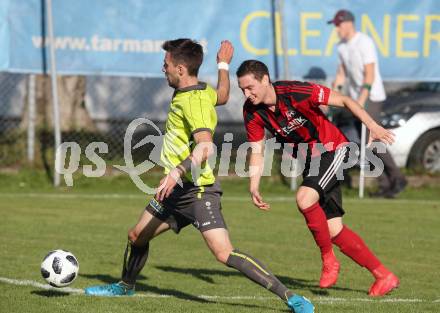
[40,249,79,287]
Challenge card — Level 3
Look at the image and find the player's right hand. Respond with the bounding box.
[155,169,180,202]
[250,190,270,211]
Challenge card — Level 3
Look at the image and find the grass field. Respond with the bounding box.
[0,171,439,313]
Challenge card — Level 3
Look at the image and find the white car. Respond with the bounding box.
[382,83,440,173]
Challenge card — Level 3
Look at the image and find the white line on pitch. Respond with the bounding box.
[0,277,83,294]
[0,193,438,205]
[0,277,438,304]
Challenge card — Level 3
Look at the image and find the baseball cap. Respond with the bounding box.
[327,10,354,26]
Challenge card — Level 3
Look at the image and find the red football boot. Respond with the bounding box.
[319,251,340,288]
[368,265,400,297]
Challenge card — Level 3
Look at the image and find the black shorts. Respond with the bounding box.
[145,181,227,233]
[301,146,351,219]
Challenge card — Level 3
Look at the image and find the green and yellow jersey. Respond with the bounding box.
[160,82,217,186]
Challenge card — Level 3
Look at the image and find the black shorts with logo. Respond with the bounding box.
[301,146,351,219]
[146,181,227,233]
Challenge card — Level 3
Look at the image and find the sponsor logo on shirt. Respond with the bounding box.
[286,110,296,119]
[318,87,325,103]
[281,111,307,134]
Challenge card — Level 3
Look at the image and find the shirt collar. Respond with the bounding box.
[177,82,207,92]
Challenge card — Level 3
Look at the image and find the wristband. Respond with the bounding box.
[176,157,192,174]
[217,62,229,71]
[362,83,372,91]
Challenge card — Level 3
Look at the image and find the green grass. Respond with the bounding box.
[0,171,439,313]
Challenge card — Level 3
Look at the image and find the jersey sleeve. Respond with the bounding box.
[243,106,265,142]
[212,89,219,107]
[183,91,216,134]
[310,83,331,106]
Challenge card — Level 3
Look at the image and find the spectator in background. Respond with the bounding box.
[328,9,407,198]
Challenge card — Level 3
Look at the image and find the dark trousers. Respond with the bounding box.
[366,100,405,190]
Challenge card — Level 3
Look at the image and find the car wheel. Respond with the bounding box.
[408,129,440,173]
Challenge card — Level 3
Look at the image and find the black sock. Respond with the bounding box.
[226,249,294,302]
[121,241,149,287]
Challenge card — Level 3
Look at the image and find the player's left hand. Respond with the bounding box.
[217,40,234,64]
[156,169,181,201]
[368,123,395,146]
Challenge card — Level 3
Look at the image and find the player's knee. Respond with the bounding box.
[329,224,343,238]
[214,249,233,264]
[328,221,344,238]
[296,188,318,210]
[127,229,138,244]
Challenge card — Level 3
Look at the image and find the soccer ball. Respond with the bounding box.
[40,249,79,287]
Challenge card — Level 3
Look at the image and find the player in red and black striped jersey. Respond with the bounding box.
[243,79,348,158]
[236,60,399,297]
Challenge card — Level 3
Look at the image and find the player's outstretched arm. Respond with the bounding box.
[327,90,395,145]
[216,40,234,106]
[249,139,270,211]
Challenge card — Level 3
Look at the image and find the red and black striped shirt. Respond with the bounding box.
[243,81,348,156]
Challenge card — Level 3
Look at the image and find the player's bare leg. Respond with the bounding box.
[296,186,340,288]
[327,217,343,237]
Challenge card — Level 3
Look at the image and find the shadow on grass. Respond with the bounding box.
[81,273,211,304]
[155,265,366,295]
[80,273,277,310]
[31,290,71,297]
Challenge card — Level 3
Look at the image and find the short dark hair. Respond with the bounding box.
[162,39,203,76]
[236,60,270,81]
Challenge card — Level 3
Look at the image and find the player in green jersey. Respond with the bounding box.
[84,38,313,313]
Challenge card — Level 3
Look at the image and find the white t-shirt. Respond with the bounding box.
[337,32,386,102]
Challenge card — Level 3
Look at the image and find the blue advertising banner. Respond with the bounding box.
[281,0,440,81]
[0,0,439,80]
